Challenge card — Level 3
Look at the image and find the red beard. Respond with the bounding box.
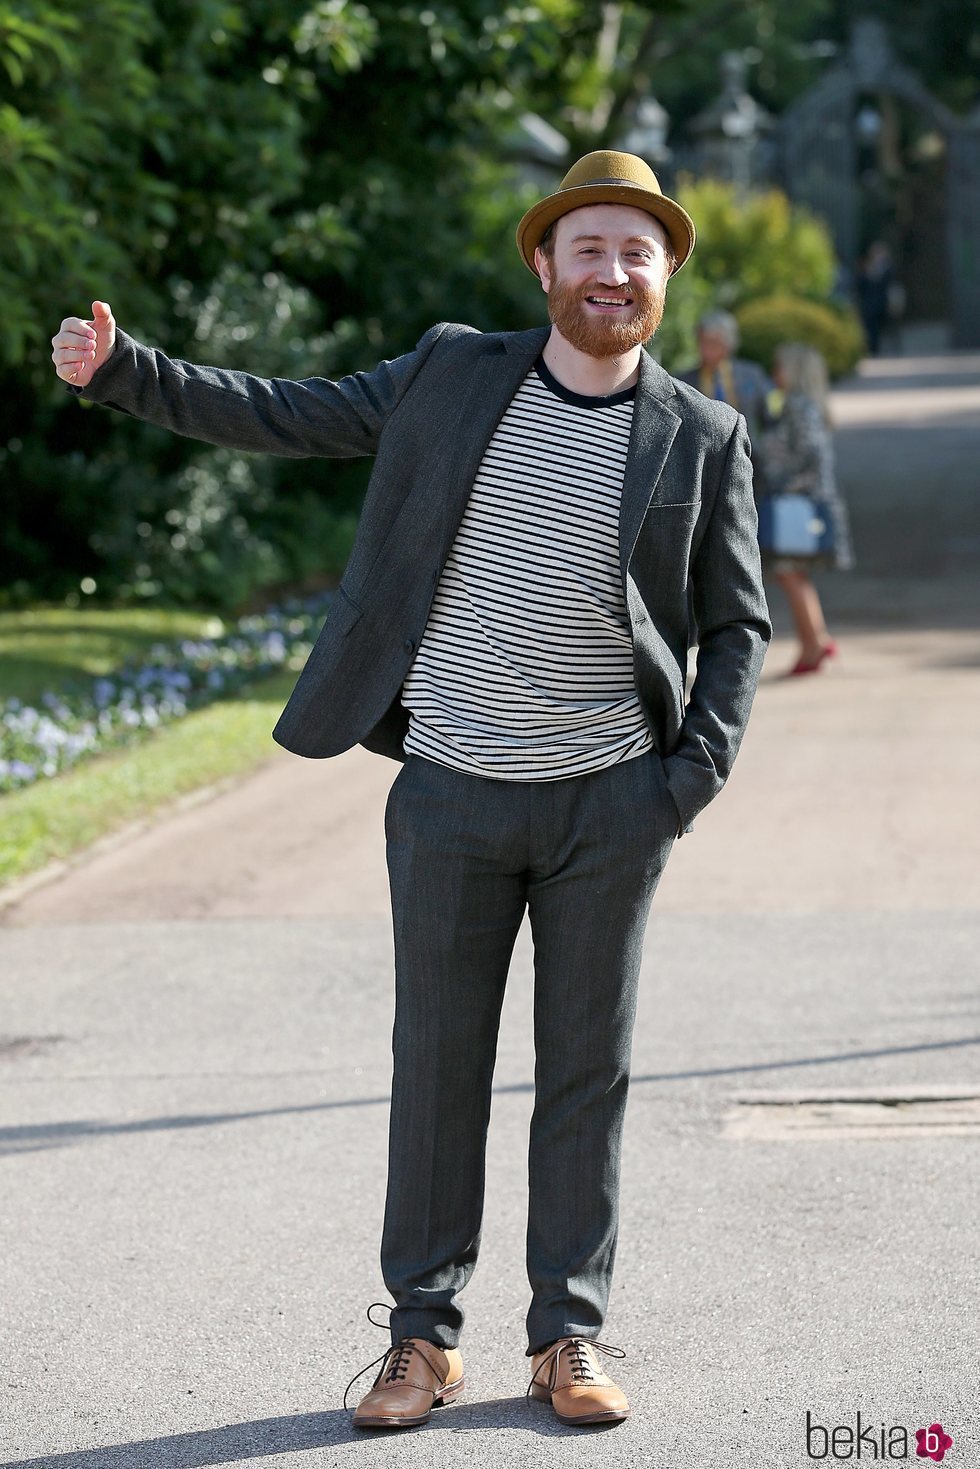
[546,271,666,358]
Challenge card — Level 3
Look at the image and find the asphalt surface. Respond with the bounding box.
[2,352,979,1468]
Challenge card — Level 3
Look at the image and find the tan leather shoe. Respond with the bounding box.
[527,1337,630,1425]
[350,1337,464,1429]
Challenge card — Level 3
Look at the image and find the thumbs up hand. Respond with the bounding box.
[51,301,117,387]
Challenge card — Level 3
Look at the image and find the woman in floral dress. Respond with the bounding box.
[756,343,855,676]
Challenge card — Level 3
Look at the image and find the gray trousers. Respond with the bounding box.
[381,748,677,1357]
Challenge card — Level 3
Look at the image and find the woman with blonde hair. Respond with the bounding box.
[756,342,855,675]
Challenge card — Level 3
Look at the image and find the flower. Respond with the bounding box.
[1,593,337,794]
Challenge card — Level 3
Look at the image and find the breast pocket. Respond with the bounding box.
[648,494,704,551]
[647,494,702,511]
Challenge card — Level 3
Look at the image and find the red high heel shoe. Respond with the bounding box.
[787,641,838,676]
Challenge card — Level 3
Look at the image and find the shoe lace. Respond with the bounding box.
[342,1301,421,1411]
[526,1336,626,1399]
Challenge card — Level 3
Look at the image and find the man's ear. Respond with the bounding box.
[534,247,552,292]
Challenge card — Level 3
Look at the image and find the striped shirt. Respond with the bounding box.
[401,356,655,780]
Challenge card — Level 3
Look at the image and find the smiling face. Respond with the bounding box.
[534,203,673,359]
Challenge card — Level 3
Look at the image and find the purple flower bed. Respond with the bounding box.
[0,594,336,795]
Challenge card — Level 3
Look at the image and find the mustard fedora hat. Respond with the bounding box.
[516,149,696,277]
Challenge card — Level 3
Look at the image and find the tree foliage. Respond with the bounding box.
[734,294,865,378]
[1,0,556,604]
[2,0,975,607]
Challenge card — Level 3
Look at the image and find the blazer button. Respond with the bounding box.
[403,637,415,654]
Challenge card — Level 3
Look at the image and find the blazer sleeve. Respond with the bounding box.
[67,323,450,459]
[662,415,772,835]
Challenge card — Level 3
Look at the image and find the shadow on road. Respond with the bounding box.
[5,1032,980,1156]
[2,1395,621,1467]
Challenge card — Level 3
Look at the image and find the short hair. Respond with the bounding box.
[774,341,831,421]
[537,217,678,276]
[696,310,740,350]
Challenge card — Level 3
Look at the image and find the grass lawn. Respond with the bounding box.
[0,605,225,704]
[0,607,310,890]
[1,668,297,889]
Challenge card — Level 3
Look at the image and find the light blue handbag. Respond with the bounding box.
[757,494,836,558]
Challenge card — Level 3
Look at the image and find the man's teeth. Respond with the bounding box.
[588,296,630,305]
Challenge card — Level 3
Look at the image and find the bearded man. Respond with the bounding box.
[52,151,770,1430]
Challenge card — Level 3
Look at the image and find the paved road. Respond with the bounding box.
[2,354,979,1468]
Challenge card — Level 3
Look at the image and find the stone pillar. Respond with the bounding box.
[948,114,980,347]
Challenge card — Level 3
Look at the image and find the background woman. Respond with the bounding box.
[757,342,855,676]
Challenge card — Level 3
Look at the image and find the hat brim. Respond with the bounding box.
[516,183,696,277]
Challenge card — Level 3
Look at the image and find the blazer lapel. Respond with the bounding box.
[434,328,549,561]
[619,350,682,589]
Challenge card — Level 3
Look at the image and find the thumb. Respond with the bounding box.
[91,300,114,325]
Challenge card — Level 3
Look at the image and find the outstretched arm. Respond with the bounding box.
[51,301,446,459]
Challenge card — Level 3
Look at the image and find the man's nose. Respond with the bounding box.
[597,258,631,287]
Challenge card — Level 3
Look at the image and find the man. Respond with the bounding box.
[52,150,771,1430]
[677,308,776,442]
[855,241,898,357]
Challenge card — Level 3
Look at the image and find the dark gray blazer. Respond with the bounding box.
[76,322,772,836]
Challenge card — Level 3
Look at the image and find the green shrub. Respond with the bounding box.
[734,295,866,380]
[653,265,717,375]
[81,448,361,613]
[673,177,837,308]
[657,178,841,374]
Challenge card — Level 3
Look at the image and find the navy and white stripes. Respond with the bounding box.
[401,358,655,780]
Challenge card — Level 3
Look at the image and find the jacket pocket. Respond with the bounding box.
[645,492,702,511]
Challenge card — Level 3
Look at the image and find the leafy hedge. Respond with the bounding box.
[656,178,840,375]
[734,295,866,379]
[676,177,837,307]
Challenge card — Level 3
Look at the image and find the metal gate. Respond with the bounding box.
[776,19,978,346]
